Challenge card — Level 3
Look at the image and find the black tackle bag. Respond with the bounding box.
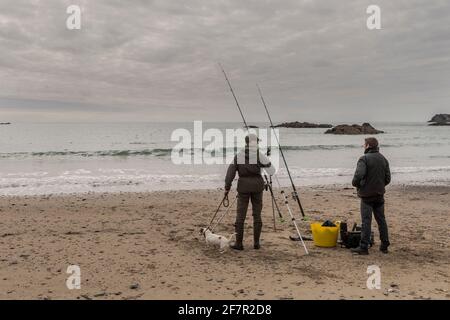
[339,222,374,248]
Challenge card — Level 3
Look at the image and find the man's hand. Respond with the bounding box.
[224,190,229,197]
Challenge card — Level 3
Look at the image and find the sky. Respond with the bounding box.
[0,0,449,123]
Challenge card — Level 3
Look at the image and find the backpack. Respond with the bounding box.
[340,222,374,248]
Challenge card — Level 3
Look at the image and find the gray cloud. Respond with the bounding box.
[0,0,449,123]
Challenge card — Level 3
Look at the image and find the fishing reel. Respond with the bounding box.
[263,174,272,192]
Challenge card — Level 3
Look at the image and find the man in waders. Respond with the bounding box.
[352,137,391,255]
[224,133,275,251]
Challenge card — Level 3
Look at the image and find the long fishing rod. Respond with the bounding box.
[219,64,283,222]
[256,84,306,218]
[219,63,249,130]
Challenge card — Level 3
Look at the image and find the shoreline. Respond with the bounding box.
[1,185,449,300]
[1,181,449,198]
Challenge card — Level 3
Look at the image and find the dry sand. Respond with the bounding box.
[0,185,449,300]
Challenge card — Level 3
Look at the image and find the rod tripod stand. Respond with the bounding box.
[264,174,283,231]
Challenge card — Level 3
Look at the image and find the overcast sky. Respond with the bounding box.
[0,0,449,123]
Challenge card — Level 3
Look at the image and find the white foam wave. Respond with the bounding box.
[0,165,449,196]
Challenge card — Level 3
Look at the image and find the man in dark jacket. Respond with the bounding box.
[351,137,391,255]
[224,134,275,251]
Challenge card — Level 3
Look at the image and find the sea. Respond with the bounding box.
[0,122,449,196]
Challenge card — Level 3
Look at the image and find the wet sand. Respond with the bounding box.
[0,185,449,300]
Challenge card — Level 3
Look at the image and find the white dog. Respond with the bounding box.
[200,228,236,252]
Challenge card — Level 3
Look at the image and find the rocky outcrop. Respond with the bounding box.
[324,123,384,135]
[428,114,450,126]
[429,122,450,126]
[273,121,332,128]
[0,122,11,125]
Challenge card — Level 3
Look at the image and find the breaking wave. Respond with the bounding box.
[0,148,174,158]
[0,141,449,160]
[0,144,363,159]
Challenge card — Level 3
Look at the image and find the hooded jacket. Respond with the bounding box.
[352,147,391,198]
[225,147,275,193]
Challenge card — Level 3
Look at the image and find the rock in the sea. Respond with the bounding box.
[273,121,332,128]
[324,123,384,135]
[429,122,450,126]
[0,122,11,125]
[428,114,450,126]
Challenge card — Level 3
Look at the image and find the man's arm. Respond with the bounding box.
[352,156,367,188]
[224,156,237,191]
[385,158,391,186]
[258,152,276,176]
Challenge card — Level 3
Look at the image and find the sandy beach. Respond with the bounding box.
[0,185,448,300]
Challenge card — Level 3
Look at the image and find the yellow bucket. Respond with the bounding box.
[310,221,340,247]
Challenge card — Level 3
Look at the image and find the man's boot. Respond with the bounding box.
[380,242,389,254]
[351,246,369,255]
[253,222,262,249]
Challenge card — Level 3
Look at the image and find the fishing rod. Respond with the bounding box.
[256,84,307,219]
[219,64,283,222]
[219,63,249,130]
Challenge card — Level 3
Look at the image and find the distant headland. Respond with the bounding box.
[428,114,450,126]
[273,121,333,128]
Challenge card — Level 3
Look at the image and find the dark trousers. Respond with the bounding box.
[360,197,390,249]
[235,192,263,245]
